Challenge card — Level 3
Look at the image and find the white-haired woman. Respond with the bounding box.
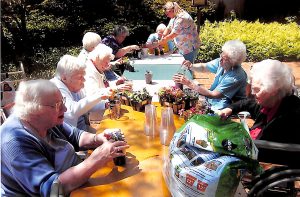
[78,32,102,65]
[158,1,200,63]
[0,79,129,196]
[51,55,109,132]
[218,59,300,166]
[174,40,248,111]
[146,23,175,52]
[84,43,132,97]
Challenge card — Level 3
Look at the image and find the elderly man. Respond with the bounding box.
[51,55,109,132]
[146,23,175,53]
[173,40,248,111]
[0,79,129,196]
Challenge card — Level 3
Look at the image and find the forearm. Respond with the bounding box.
[79,132,104,149]
[186,80,222,98]
[160,32,177,45]
[190,63,208,73]
[58,155,106,194]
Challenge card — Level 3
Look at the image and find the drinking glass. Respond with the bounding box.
[160,107,176,145]
[144,104,158,137]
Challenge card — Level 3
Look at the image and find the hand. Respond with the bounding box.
[182,60,192,69]
[91,140,130,164]
[217,108,233,120]
[114,58,123,65]
[116,78,125,85]
[172,73,189,86]
[117,83,132,91]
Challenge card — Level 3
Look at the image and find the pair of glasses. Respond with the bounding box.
[41,97,66,111]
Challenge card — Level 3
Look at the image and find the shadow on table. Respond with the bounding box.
[87,152,141,186]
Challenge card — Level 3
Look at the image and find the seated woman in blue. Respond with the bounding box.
[173,40,247,111]
[0,79,129,196]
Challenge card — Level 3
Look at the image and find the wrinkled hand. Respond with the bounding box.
[91,140,130,164]
[182,60,192,69]
[117,83,132,91]
[172,73,189,86]
[217,108,233,120]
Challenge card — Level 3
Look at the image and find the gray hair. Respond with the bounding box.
[88,43,114,61]
[222,40,247,65]
[82,32,102,52]
[112,25,129,37]
[13,79,59,118]
[55,55,85,80]
[251,59,293,99]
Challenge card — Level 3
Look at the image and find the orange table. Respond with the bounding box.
[70,103,185,197]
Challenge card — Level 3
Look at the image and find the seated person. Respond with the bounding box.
[146,23,175,53]
[0,79,129,196]
[77,32,102,65]
[102,25,139,76]
[51,55,109,132]
[173,40,248,111]
[218,59,300,166]
[84,43,132,97]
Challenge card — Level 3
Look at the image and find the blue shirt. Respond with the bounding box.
[146,33,175,52]
[1,115,83,196]
[205,58,247,111]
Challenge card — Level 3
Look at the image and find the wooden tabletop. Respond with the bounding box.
[70,103,185,197]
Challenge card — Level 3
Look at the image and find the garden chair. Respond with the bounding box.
[234,113,300,196]
[1,61,26,122]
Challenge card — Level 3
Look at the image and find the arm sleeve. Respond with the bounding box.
[62,89,104,120]
[205,58,220,74]
[2,136,59,197]
[229,98,260,119]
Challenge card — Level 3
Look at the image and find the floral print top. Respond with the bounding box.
[167,11,201,55]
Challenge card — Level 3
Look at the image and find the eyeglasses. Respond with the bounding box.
[41,97,66,111]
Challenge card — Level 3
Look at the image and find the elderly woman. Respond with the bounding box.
[102,25,139,76]
[158,1,200,64]
[173,40,247,111]
[146,23,175,53]
[0,79,129,196]
[84,43,132,97]
[218,59,300,165]
[77,32,102,65]
[51,55,109,132]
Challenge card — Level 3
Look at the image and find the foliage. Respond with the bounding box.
[128,88,151,103]
[198,19,300,62]
[158,86,185,104]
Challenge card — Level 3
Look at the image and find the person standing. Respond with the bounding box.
[158,2,200,65]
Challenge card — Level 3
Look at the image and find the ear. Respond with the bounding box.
[61,75,68,82]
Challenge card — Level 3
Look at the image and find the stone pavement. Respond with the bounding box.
[194,61,300,88]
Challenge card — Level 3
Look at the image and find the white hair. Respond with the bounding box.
[88,43,114,61]
[156,24,166,33]
[164,1,184,16]
[13,79,59,118]
[55,55,85,79]
[251,59,293,99]
[222,40,247,65]
[82,32,102,52]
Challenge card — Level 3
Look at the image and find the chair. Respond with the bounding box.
[1,61,26,122]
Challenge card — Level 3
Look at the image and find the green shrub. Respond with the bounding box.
[198,20,300,62]
[28,46,81,80]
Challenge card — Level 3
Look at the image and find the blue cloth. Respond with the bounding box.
[205,58,247,111]
[104,70,119,81]
[146,33,175,52]
[1,115,83,196]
